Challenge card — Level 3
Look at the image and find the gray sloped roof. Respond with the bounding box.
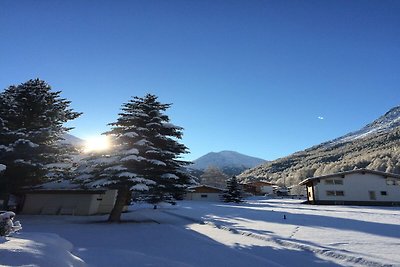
[299,168,400,186]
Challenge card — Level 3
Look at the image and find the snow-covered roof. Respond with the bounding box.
[39,179,82,190]
[187,185,224,192]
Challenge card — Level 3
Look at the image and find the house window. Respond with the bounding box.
[334,179,343,185]
[325,179,343,185]
[369,191,376,200]
[326,190,344,196]
[386,180,395,185]
[381,191,387,196]
[335,191,344,196]
[386,179,400,186]
[326,191,335,196]
[201,194,208,198]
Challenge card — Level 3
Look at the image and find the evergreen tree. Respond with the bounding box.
[85,94,191,222]
[222,176,243,203]
[0,79,81,207]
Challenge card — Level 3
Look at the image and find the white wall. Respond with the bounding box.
[22,193,102,215]
[97,190,117,214]
[260,186,274,195]
[314,173,400,202]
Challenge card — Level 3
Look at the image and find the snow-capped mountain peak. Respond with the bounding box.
[330,106,400,145]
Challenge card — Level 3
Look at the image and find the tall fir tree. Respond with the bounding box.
[0,79,81,207]
[222,176,243,203]
[83,94,192,222]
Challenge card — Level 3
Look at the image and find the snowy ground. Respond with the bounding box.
[1,198,400,267]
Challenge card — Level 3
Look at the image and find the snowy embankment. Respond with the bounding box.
[0,232,85,267]
[1,199,400,267]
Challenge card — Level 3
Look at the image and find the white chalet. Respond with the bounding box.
[299,169,400,206]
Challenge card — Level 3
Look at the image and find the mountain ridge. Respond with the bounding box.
[192,150,266,170]
[189,150,266,178]
[320,106,400,148]
[239,106,400,186]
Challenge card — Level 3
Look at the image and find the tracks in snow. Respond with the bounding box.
[289,226,300,239]
[162,210,393,267]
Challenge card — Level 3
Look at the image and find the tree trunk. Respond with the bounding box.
[108,187,130,223]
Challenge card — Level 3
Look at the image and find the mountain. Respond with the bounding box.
[323,106,400,147]
[60,133,85,147]
[191,151,266,176]
[239,106,400,186]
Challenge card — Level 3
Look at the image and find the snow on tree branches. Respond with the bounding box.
[82,94,192,222]
[0,79,81,207]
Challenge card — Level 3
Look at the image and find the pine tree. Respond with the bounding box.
[222,176,243,203]
[0,79,81,207]
[85,94,192,222]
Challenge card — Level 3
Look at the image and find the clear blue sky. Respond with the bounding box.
[1,0,399,161]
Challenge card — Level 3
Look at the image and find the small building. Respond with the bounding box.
[185,185,223,201]
[19,189,117,215]
[242,181,275,196]
[299,169,400,205]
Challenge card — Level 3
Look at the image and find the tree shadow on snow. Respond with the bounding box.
[200,203,400,239]
[18,214,343,267]
[0,237,10,244]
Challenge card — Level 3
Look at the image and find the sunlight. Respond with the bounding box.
[83,135,111,153]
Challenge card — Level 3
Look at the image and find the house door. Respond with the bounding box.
[369,191,376,200]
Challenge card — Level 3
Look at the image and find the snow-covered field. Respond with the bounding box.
[1,198,400,267]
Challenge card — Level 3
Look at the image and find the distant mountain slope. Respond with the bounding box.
[191,151,266,176]
[239,106,400,186]
[60,133,85,147]
[323,106,400,147]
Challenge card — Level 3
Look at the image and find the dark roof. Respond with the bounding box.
[299,169,400,186]
[187,185,224,192]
